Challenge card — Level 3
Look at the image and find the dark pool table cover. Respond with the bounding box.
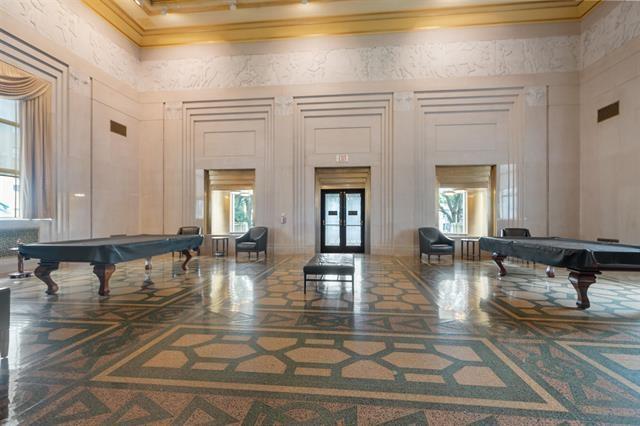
[479,237,640,271]
[19,234,203,264]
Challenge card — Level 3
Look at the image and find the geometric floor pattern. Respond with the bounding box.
[1,254,640,424]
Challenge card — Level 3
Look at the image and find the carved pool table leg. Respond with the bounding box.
[142,257,154,287]
[546,266,556,278]
[491,253,507,276]
[568,271,597,310]
[0,288,9,358]
[180,249,192,271]
[34,262,60,295]
[93,264,116,296]
[0,328,7,359]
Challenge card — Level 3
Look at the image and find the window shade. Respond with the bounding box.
[316,167,370,189]
[436,166,492,189]
[208,169,255,191]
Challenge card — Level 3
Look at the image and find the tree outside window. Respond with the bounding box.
[230,190,254,233]
[438,188,467,234]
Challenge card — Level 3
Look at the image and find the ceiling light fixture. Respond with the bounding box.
[229,0,237,10]
[301,0,309,4]
[160,6,168,15]
[133,0,143,6]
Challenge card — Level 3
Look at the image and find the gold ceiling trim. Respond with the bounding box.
[83,0,602,47]
[142,0,344,16]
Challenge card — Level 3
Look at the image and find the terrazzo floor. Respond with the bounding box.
[1,254,640,424]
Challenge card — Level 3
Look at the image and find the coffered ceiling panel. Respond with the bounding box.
[83,0,601,47]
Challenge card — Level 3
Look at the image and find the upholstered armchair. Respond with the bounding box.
[418,227,455,263]
[174,226,201,258]
[235,227,268,260]
[501,228,531,238]
[501,227,534,266]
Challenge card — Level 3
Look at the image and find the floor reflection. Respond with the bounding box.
[0,254,639,423]
[0,358,7,421]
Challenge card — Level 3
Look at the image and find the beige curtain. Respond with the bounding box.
[0,61,52,218]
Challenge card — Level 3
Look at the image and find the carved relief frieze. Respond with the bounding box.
[0,0,139,89]
[275,96,294,116]
[139,35,580,91]
[3,0,639,92]
[394,92,414,112]
[164,102,183,120]
[69,68,90,96]
[525,86,547,107]
[581,1,640,69]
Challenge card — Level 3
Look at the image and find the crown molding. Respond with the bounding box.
[82,0,601,47]
[84,0,145,45]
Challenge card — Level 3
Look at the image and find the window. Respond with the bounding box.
[230,190,254,233]
[0,98,20,218]
[438,188,467,234]
[208,169,256,235]
[436,165,495,236]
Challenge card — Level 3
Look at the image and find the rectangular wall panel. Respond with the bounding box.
[435,123,497,152]
[203,131,256,157]
[314,127,371,154]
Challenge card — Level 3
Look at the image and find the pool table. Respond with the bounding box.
[19,234,203,296]
[479,237,640,309]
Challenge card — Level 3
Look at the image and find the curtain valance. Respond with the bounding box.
[0,62,49,99]
[0,61,53,219]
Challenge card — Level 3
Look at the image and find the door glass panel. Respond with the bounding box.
[325,225,340,247]
[345,193,362,246]
[324,193,341,246]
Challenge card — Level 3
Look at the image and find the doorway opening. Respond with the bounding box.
[435,165,496,237]
[321,189,365,253]
[315,167,370,254]
[204,169,255,235]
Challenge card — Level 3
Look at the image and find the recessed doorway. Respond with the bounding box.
[435,165,496,237]
[315,167,371,254]
[321,189,365,253]
[204,169,255,235]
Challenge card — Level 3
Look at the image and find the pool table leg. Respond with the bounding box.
[180,250,192,271]
[142,257,154,287]
[93,264,116,296]
[35,261,60,295]
[491,253,507,276]
[0,288,9,358]
[546,266,556,278]
[568,271,597,310]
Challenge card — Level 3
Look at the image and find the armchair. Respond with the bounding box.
[501,227,534,267]
[501,228,531,238]
[173,226,201,258]
[419,227,455,263]
[235,227,268,260]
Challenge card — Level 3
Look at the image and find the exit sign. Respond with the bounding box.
[336,154,349,163]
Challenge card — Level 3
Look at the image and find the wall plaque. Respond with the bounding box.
[597,101,619,123]
[110,120,127,137]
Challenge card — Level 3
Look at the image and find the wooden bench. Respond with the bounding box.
[303,254,355,294]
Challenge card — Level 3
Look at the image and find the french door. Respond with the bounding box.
[320,189,365,253]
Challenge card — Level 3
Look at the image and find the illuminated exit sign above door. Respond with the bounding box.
[336,154,349,163]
